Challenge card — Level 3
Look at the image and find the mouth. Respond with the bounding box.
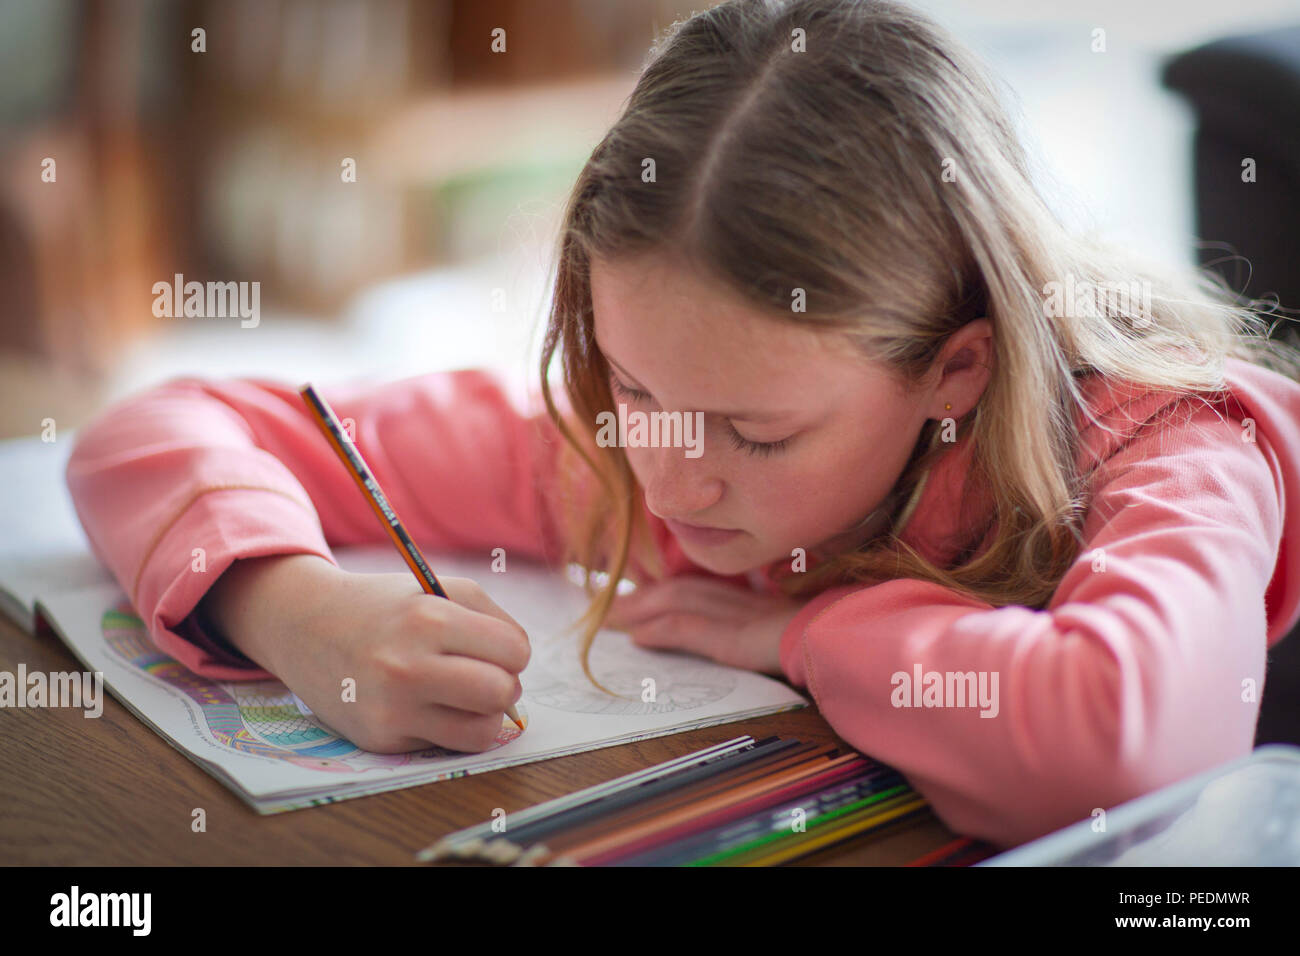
[663,517,745,547]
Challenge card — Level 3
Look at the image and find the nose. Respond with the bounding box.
[636,445,724,520]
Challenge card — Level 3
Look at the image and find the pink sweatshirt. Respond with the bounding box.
[65,356,1300,848]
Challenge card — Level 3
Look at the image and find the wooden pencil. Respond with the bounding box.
[613,770,910,866]
[512,743,842,865]
[533,752,873,865]
[481,735,807,858]
[417,735,758,861]
[723,793,930,866]
[579,765,905,866]
[297,382,524,731]
[907,837,977,867]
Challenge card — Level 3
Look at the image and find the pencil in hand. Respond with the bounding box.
[298,382,526,733]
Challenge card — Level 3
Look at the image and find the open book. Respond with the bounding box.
[0,436,807,814]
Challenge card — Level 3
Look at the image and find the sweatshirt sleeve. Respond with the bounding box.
[64,371,568,681]
[775,397,1283,848]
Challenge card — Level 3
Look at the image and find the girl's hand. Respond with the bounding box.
[204,556,529,754]
[605,576,804,676]
[287,571,531,754]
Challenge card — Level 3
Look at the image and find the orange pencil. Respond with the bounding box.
[298,382,525,732]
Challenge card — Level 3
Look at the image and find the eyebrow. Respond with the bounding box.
[599,343,794,423]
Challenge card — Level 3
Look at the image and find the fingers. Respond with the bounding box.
[405,585,531,674]
[438,576,517,626]
[608,576,756,628]
[624,609,702,647]
[417,702,516,752]
[399,651,524,716]
[623,608,731,666]
[354,653,522,753]
[370,704,512,754]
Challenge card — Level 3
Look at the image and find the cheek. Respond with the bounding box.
[747,427,909,532]
[726,452,840,535]
[621,446,652,487]
[731,460,807,508]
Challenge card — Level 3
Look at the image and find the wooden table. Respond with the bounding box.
[0,611,966,866]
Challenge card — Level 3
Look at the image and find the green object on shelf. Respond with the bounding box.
[427,158,586,260]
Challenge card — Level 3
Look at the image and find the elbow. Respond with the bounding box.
[996,671,1255,849]
[927,654,1248,850]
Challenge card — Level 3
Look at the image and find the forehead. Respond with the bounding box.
[588,253,897,410]
[591,253,837,362]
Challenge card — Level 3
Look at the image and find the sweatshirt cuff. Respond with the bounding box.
[778,583,861,688]
[137,487,337,681]
[175,604,262,672]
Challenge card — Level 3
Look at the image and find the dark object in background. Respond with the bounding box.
[1256,631,1300,748]
[1163,25,1300,348]
[1166,27,1300,748]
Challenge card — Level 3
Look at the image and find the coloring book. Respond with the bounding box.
[30,548,807,812]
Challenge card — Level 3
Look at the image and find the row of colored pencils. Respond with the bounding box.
[417,735,938,866]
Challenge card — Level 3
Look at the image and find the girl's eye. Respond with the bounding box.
[610,372,791,458]
[726,424,791,458]
[609,377,652,403]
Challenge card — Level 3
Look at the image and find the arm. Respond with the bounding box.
[776,398,1283,848]
[65,371,568,680]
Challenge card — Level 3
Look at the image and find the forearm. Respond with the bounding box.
[198,553,342,677]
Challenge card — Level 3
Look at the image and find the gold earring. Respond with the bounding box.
[944,403,952,410]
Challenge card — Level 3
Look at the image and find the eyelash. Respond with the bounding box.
[608,375,791,457]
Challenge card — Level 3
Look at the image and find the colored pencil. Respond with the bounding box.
[515,743,843,865]
[479,736,809,859]
[418,736,760,861]
[531,751,873,865]
[614,769,910,866]
[581,765,909,866]
[907,837,976,867]
[297,382,523,731]
[420,733,930,866]
[906,837,998,867]
[718,792,930,866]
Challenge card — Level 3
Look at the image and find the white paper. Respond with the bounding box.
[34,546,807,813]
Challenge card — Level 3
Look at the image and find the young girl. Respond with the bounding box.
[66,0,1300,849]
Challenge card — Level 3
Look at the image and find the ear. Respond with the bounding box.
[929,319,992,419]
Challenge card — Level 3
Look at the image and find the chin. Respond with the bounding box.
[677,540,766,577]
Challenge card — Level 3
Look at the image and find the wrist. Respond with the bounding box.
[203,553,341,676]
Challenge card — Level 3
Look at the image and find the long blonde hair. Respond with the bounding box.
[537,0,1300,692]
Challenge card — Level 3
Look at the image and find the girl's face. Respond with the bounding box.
[590,252,991,576]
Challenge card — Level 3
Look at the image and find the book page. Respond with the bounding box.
[35,546,807,813]
[0,433,113,632]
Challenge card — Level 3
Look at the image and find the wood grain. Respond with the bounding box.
[0,613,963,865]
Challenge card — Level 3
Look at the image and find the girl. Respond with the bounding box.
[66,0,1300,849]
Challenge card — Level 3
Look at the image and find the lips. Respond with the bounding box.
[673,518,732,532]
[663,517,744,546]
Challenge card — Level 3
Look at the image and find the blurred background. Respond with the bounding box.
[1,0,1299,439]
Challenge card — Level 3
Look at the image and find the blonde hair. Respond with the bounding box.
[537,0,1300,692]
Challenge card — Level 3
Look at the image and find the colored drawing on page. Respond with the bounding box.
[99,602,525,771]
